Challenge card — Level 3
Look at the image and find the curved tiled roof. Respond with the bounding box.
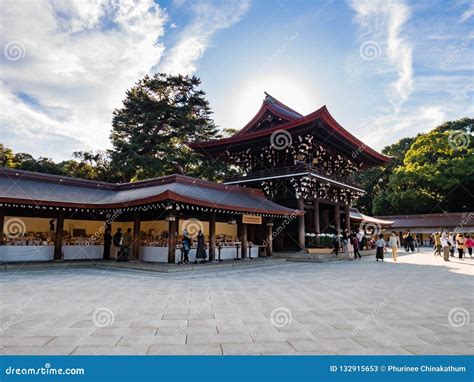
[0,168,301,216]
[190,93,391,165]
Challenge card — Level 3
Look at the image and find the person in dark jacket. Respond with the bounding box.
[113,228,123,260]
[406,233,415,252]
[103,228,112,260]
[195,230,207,264]
[332,234,340,257]
[181,229,191,265]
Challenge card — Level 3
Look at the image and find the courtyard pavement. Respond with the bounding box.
[0,248,472,355]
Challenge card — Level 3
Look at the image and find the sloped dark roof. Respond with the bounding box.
[0,168,301,216]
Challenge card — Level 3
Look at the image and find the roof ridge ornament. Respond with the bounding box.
[264,91,275,104]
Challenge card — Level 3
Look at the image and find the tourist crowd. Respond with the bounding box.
[431,231,473,261]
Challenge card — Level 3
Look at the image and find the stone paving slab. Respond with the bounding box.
[148,344,222,355]
[0,346,76,355]
[222,341,295,355]
[0,250,472,355]
[72,346,149,355]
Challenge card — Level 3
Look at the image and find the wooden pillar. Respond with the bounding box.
[320,208,329,232]
[133,213,140,261]
[345,205,351,234]
[313,199,320,234]
[297,196,305,250]
[209,212,216,261]
[241,223,248,259]
[334,203,340,235]
[266,223,273,256]
[54,213,64,261]
[167,217,178,264]
[0,207,4,245]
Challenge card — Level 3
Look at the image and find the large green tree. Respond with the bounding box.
[110,73,229,182]
[372,118,473,215]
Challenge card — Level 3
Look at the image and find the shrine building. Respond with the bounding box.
[190,93,391,251]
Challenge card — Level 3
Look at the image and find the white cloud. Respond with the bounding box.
[348,0,413,108]
[461,2,474,22]
[160,0,250,75]
[0,0,167,160]
[358,105,448,149]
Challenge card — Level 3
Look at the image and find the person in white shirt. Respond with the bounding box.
[388,231,400,262]
[448,233,455,257]
[375,234,386,262]
[440,232,450,262]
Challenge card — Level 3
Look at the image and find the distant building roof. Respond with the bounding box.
[0,168,301,216]
[375,212,474,231]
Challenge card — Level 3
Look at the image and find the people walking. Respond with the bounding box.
[375,234,385,262]
[440,232,450,262]
[113,228,123,260]
[448,232,455,257]
[351,234,361,259]
[432,232,442,256]
[456,233,465,259]
[405,233,415,252]
[103,228,112,260]
[195,230,207,264]
[181,229,191,265]
[466,235,474,257]
[388,231,400,262]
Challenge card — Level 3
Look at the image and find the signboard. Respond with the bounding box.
[242,214,262,225]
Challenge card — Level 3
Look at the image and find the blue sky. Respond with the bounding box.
[0,0,472,160]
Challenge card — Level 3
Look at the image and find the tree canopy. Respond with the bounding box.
[355,118,474,215]
[110,73,230,182]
